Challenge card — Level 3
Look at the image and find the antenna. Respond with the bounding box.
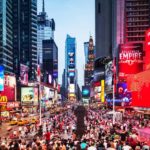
[42,0,45,12]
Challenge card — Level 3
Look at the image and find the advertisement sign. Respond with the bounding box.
[69,84,75,93]
[21,87,38,105]
[7,102,20,109]
[41,86,54,100]
[145,29,150,70]
[82,86,90,98]
[20,64,29,85]
[119,43,143,80]
[127,70,150,107]
[105,61,113,91]
[0,75,16,102]
[101,80,105,102]
[117,82,132,105]
[0,66,4,91]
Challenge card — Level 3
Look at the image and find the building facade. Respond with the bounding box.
[95,0,113,58]
[12,0,37,80]
[0,0,13,73]
[65,34,77,100]
[42,39,58,84]
[37,0,55,65]
[84,36,95,86]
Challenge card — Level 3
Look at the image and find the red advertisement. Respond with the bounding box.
[0,75,16,102]
[119,43,143,80]
[127,70,150,108]
[145,29,150,70]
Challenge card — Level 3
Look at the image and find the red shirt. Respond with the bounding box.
[45,132,51,140]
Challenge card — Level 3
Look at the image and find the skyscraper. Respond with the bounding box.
[0,0,13,73]
[65,34,77,101]
[12,0,37,80]
[84,36,95,86]
[37,0,55,65]
[95,0,113,58]
[42,39,58,84]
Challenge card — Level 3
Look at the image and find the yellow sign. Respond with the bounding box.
[0,96,8,103]
[101,80,105,103]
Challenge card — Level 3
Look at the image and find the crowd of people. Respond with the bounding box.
[0,104,150,150]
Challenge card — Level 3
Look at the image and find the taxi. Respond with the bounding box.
[17,120,24,126]
[30,118,38,124]
[17,119,29,126]
[9,120,18,125]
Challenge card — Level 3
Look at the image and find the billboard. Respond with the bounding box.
[127,70,150,108]
[69,84,75,93]
[101,80,105,102]
[41,86,54,100]
[0,66,4,91]
[105,61,113,91]
[0,75,16,102]
[145,29,150,70]
[21,87,38,105]
[119,43,143,80]
[116,82,132,105]
[82,86,90,98]
[20,64,29,85]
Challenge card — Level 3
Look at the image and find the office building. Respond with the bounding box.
[12,0,37,80]
[95,0,113,58]
[37,0,55,65]
[65,34,77,100]
[42,39,58,84]
[0,0,13,73]
[84,36,95,86]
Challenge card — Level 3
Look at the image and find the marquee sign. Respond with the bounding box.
[119,43,143,80]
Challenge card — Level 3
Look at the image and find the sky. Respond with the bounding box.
[37,0,95,88]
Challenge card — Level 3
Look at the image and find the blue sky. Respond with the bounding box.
[37,0,95,88]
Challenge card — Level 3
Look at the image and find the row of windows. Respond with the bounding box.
[127,22,149,26]
[127,16,149,21]
[126,12,149,15]
[127,32,144,36]
[126,37,144,42]
[127,27,147,31]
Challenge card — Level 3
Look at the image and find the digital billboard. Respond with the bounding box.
[116,82,132,105]
[69,84,75,93]
[105,61,113,91]
[41,86,54,100]
[127,70,150,108]
[21,87,38,105]
[0,66,4,91]
[0,75,16,102]
[20,64,29,85]
[119,43,143,80]
[82,86,90,98]
[145,29,150,70]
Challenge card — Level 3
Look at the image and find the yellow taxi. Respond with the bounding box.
[17,120,24,126]
[9,120,18,125]
[30,118,38,124]
[17,119,29,126]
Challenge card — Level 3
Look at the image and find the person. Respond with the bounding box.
[142,142,150,150]
[45,130,51,147]
[122,142,132,150]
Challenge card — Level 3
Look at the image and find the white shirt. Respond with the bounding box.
[88,146,97,150]
[122,145,132,150]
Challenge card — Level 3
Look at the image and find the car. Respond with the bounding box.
[30,118,38,124]
[9,120,18,125]
[17,120,24,126]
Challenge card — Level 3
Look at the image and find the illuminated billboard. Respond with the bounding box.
[69,72,75,77]
[145,29,150,70]
[20,64,29,85]
[105,61,113,91]
[41,86,54,100]
[0,66,4,91]
[82,86,90,98]
[119,43,143,80]
[127,70,150,108]
[21,87,38,105]
[0,75,16,102]
[69,84,75,93]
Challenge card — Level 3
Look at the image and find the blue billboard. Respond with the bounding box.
[0,66,4,91]
[82,86,90,98]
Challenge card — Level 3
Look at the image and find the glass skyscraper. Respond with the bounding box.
[13,0,37,80]
[65,34,77,100]
[37,0,55,65]
[0,0,13,73]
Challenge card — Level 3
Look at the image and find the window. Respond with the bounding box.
[98,2,101,13]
